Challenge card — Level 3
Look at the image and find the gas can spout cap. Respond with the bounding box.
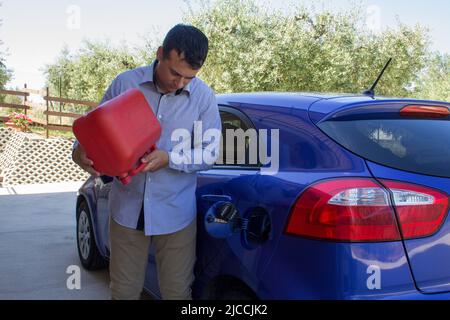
[119,175,132,185]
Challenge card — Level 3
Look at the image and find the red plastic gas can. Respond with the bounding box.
[73,88,161,185]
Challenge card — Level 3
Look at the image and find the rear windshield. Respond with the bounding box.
[318,119,450,178]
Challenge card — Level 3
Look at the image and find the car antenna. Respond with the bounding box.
[363,58,393,97]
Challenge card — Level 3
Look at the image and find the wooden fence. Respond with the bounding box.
[0,86,97,138]
[0,88,31,122]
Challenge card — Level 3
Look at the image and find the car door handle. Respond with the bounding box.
[201,195,232,203]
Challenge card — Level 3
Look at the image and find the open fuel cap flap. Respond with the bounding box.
[202,195,249,239]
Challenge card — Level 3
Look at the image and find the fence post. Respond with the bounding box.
[24,83,28,116]
[46,87,49,139]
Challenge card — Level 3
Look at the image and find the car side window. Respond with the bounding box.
[216,109,258,168]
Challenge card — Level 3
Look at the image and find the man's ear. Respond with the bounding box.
[156,47,164,61]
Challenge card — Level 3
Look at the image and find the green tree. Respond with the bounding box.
[184,0,430,97]
[44,40,142,109]
[414,53,450,102]
[45,0,444,102]
[0,56,11,90]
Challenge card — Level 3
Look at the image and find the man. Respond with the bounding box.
[72,24,221,300]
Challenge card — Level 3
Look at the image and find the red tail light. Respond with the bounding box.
[285,179,401,242]
[285,178,449,242]
[379,180,449,239]
[400,105,450,118]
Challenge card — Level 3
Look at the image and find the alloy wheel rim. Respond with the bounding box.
[78,210,91,260]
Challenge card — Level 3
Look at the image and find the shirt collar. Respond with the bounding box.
[140,60,192,96]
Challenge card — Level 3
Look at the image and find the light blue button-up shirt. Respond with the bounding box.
[97,61,221,235]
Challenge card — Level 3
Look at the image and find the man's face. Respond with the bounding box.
[155,48,200,94]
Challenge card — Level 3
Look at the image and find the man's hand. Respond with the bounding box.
[72,144,100,177]
[140,150,169,173]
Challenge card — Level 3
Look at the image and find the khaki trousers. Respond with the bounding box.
[109,218,196,300]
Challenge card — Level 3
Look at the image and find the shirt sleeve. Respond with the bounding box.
[168,90,222,174]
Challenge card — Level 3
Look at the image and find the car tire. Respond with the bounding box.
[76,200,108,270]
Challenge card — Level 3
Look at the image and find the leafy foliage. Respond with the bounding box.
[44,41,143,106]
[415,53,450,101]
[44,0,448,102]
[185,0,431,97]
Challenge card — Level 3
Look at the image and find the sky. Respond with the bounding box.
[1,0,449,90]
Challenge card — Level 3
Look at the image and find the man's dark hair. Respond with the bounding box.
[162,24,209,70]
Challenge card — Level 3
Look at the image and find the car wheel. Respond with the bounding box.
[76,200,108,270]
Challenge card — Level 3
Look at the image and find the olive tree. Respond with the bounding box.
[415,53,450,102]
[44,40,142,107]
[184,0,430,97]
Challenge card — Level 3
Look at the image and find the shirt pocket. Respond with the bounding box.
[160,112,199,150]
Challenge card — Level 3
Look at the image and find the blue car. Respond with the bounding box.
[76,92,450,299]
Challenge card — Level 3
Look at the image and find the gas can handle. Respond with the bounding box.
[119,145,156,185]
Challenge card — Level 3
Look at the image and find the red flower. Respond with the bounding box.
[7,112,33,130]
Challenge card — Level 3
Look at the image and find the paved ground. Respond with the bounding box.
[0,182,111,300]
